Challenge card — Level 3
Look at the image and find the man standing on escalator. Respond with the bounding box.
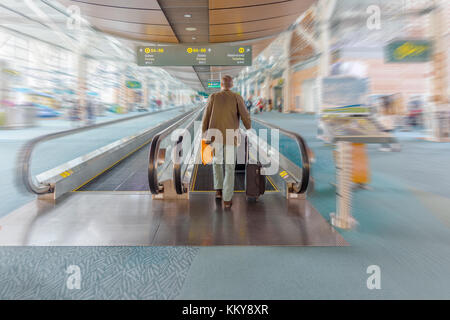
[201,75,252,208]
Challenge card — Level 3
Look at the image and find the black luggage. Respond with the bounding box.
[245,140,265,200]
[245,162,265,199]
[235,131,247,173]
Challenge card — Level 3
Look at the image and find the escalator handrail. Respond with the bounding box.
[172,107,205,194]
[17,106,184,195]
[148,105,205,194]
[251,118,310,194]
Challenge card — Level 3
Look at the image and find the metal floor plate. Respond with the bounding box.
[191,164,278,192]
[0,192,347,246]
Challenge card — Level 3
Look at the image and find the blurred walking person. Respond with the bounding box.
[202,75,251,208]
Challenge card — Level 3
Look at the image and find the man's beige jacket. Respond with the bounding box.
[201,89,251,145]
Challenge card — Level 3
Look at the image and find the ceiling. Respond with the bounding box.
[4,1,433,92]
[41,0,318,90]
[52,0,318,91]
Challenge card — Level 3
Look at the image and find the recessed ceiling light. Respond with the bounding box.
[184,14,192,18]
[185,27,197,31]
[192,37,197,40]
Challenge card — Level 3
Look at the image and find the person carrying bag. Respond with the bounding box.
[201,75,251,208]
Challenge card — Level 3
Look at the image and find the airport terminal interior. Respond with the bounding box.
[0,0,450,299]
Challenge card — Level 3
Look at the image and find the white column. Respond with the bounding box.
[0,60,6,110]
[119,67,127,112]
[282,31,293,113]
[330,141,357,229]
[77,53,87,119]
[431,0,448,105]
[428,0,450,141]
[264,77,270,101]
[316,0,335,114]
[142,78,148,108]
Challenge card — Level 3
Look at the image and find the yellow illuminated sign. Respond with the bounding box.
[144,48,164,54]
[394,42,428,60]
[385,40,432,63]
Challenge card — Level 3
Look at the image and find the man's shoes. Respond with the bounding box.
[215,190,222,199]
[223,200,232,208]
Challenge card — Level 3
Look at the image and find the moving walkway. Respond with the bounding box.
[147,106,311,200]
[4,105,347,246]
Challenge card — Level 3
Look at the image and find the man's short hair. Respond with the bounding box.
[222,75,233,83]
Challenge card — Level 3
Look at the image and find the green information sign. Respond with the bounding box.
[126,80,142,89]
[137,45,252,67]
[385,40,432,63]
[207,80,221,88]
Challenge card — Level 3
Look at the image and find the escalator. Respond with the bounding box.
[71,107,204,192]
[148,111,311,199]
[9,103,347,246]
[76,145,150,191]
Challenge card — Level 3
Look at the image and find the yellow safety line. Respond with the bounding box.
[73,138,152,192]
[189,190,279,193]
[190,163,199,191]
[266,176,279,191]
[72,190,151,194]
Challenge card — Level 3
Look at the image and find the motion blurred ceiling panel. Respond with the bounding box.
[64,0,161,8]
[209,0,292,9]
[250,38,276,58]
[290,9,316,65]
[157,0,209,90]
[209,13,299,36]
[57,0,178,42]
[87,17,174,36]
[208,0,316,63]
[157,0,209,43]
[209,0,316,26]
[54,0,317,90]
[210,26,289,43]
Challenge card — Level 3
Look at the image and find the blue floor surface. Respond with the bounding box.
[1,111,449,299]
[177,112,450,299]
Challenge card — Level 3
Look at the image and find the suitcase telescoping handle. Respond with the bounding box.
[246,135,267,171]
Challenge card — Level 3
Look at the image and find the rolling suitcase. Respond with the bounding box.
[245,142,265,200]
[235,131,247,173]
[245,163,265,200]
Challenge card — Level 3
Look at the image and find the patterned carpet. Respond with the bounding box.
[0,247,199,299]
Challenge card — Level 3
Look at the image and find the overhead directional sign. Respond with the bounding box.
[137,45,252,66]
[126,80,142,89]
[385,40,432,63]
[207,80,221,88]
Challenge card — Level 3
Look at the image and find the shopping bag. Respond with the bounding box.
[352,143,370,184]
[201,139,214,165]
